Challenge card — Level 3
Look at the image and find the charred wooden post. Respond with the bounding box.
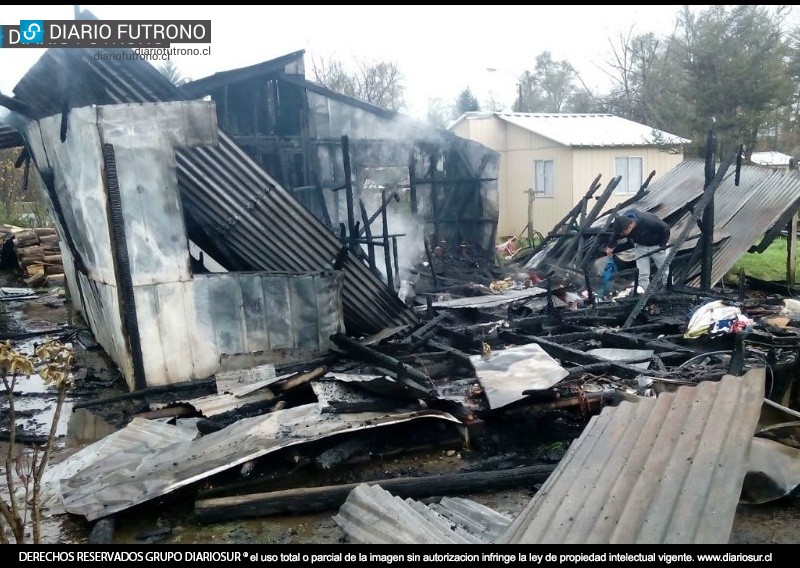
[424,237,439,291]
[601,330,694,357]
[341,136,357,253]
[700,129,716,291]
[392,236,400,285]
[357,192,400,237]
[581,267,595,306]
[409,151,417,214]
[788,212,798,287]
[402,313,449,350]
[728,332,749,376]
[194,464,557,522]
[381,188,394,291]
[359,199,376,271]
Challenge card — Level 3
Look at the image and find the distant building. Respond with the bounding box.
[449,112,688,238]
[750,151,796,169]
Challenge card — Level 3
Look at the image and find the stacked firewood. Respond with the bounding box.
[12,228,64,287]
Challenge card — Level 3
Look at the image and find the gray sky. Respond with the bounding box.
[1,5,693,118]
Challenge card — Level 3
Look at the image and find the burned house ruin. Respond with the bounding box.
[0,44,498,391]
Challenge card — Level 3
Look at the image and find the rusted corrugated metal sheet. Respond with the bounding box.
[497,369,765,544]
[10,47,416,335]
[334,484,511,544]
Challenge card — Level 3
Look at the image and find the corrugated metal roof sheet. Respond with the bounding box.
[488,113,689,147]
[181,50,306,97]
[60,403,462,521]
[497,369,765,544]
[625,159,800,286]
[334,483,511,544]
[40,417,195,516]
[10,48,416,335]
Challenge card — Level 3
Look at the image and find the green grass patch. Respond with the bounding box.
[725,236,800,283]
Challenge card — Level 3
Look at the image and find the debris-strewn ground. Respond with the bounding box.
[3,266,800,545]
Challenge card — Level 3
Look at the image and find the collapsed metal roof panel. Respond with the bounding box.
[180,49,306,97]
[41,417,196,516]
[497,370,765,544]
[629,159,800,285]
[334,483,511,544]
[10,48,416,335]
[60,403,462,521]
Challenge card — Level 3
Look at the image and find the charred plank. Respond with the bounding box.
[194,464,557,522]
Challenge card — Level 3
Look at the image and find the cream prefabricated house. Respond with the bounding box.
[449,112,689,239]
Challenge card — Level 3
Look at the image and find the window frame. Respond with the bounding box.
[533,159,555,198]
[614,156,644,195]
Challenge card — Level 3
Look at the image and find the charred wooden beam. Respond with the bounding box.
[519,389,617,411]
[528,174,602,260]
[72,378,216,409]
[331,333,436,396]
[358,199,376,271]
[405,315,450,352]
[424,238,439,291]
[542,330,604,345]
[381,188,395,292]
[273,366,328,393]
[341,136,357,253]
[357,192,400,237]
[194,464,557,522]
[401,313,448,344]
[561,315,624,326]
[425,339,474,369]
[601,330,694,355]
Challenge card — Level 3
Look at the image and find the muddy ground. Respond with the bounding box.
[1,269,799,545]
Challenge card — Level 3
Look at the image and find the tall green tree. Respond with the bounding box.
[517,52,577,112]
[677,5,793,157]
[454,87,480,115]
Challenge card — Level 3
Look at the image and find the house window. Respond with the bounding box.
[534,160,554,197]
[614,157,643,194]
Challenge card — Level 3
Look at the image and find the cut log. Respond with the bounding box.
[24,272,46,287]
[45,274,66,286]
[194,464,556,523]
